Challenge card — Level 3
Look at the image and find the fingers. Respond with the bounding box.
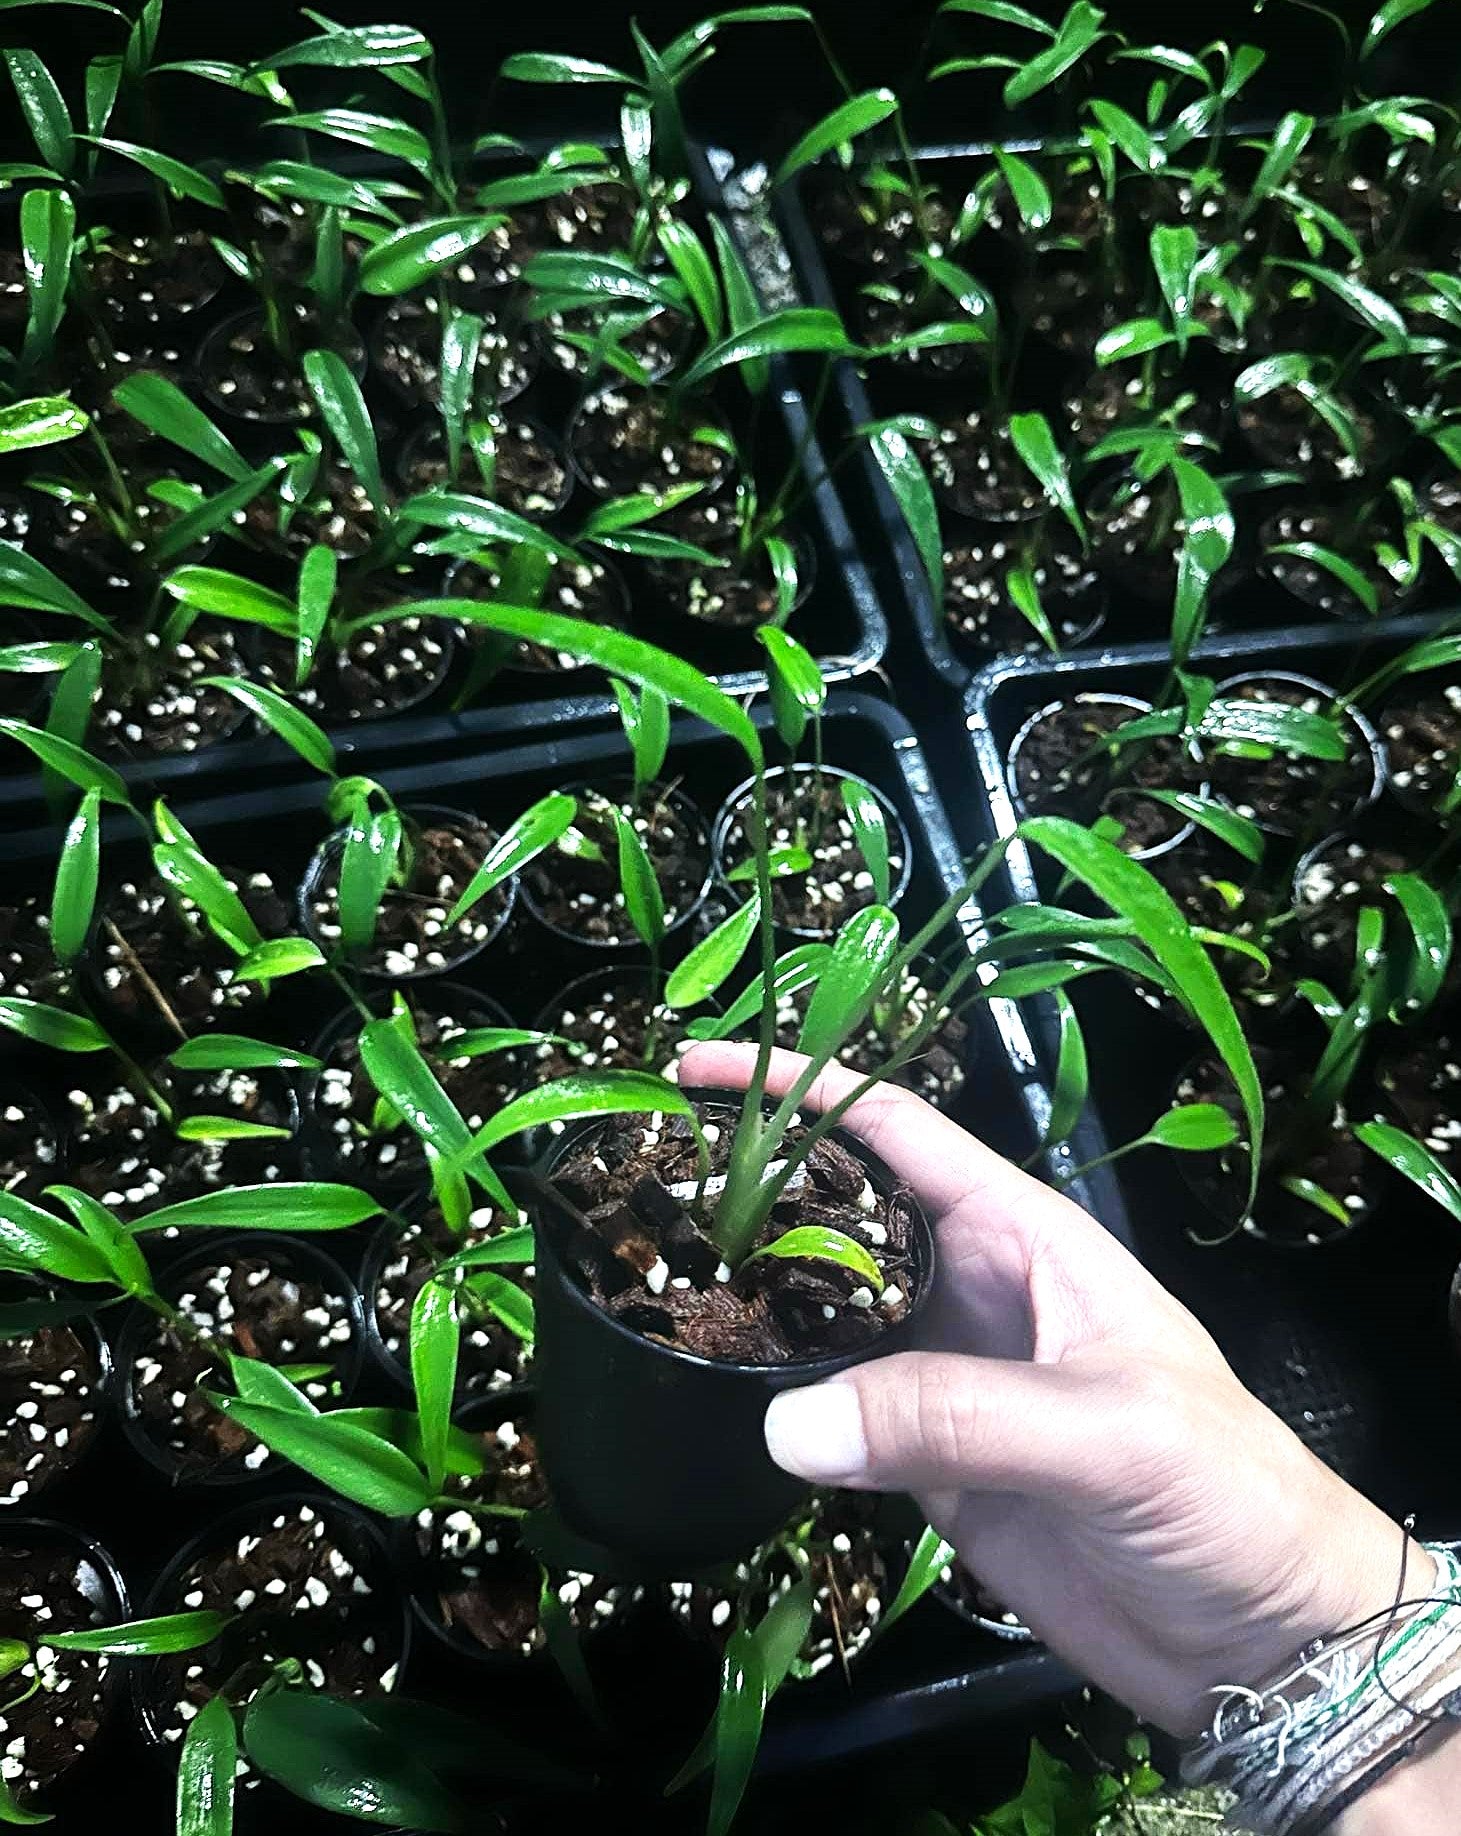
[680,1040,1071,1232]
[763,1353,1107,1503]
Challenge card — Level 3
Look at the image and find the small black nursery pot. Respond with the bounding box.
[0,1280,113,1510]
[1206,670,1385,840]
[116,1231,366,1486]
[713,764,913,941]
[529,1094,935,1572]
[0,1517,129,1814]
[134,1493,409,1761]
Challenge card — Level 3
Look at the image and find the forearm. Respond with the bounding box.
[1331,1720,1461,1836]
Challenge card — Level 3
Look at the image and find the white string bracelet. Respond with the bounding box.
[1182,1540,1461,1834]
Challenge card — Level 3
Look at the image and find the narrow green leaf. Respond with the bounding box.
[841,779,891,902]
[50,785,100,963]
[666,895,762,1006]
[43,1185,151,1293]
[19,185,75,370]
[230,937,327,985]
[0,1188,115,1285]
[208,1396,435,1515]
[471,1069,694,1160]
[255,24,430,70]
[708,1630,766,1836]
[268,108,435,177]
[993,149,1053,231]
[304,348,386,510]
[611,807,666,950]
[243,1692,462,1831]
[677,307,858,392]
[1003,0,1108,106]
[1357,1118,1461,1224]
[1384,872,1451,1013]
[1039,988,1088,1151]
[5,51,72,176]
[772,89,899,187]
[134,1183,380,1235]
[1009,411,1082,543]
[0,998,110,1053]
[87,138,224,208]
[880,1526,957,1634]
[0,396,87,454]
[1271,258,1407,344]
[796,905,901,1061]
[865,423,941,604]
[446,791,576,926]
[1139,792,1265,863]
[177,1693,235,1836]
[1362,0,1435,59]
[656,217,722,341]
[1266,542,1379,617]
[198,675,336,776]
[112,375,250,482]
[359,215,499,296]
[499,52,631,83]
[711,217,769,397]
[151,464,285,567]
[153,800,262,957]
[170,1035,322,1073]
[337,800,402,956]
[748,1224,883,1288]
[1147,1103,1240,1151]
[53,1611,231,1656]
[411,1279,458,1494]
[358,1016,511,1210]
[163,567,296,633]
[463,1270,534,1341]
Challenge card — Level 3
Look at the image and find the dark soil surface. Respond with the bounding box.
[308,812,508,978]
[1293,835,1422,980]
[550,1107,920,1364]
[570,388,732,499]
[523,782,709,946]
[373,295,536,406]
[924,411,1045,522]
[145,1503,401,1753]
[0,1088,63,1198]
[197,311,367,424]
[541,300,687,383]
[1015,262,1135,358]
[718,770,905,935]
[449,553,626,673]
[398,416,570,520]
[530,970,700,1085]
[85,232,226,329]
[0,899,72,1006]
[943,532,1101,657]
[1145,841,1293,1013]
[127,1252,356,1479]
[92,625,249,760]
[542,179,639,251]
[370,1206,534,1397]
[1012,698,1194,855]
[1378,681,1461,809]
[1204,678,1378,836]
[253,615,453,722]
[312,996,526,1193]
[42,481,192,593]
[1377,1026,1461,1163]
[0,1309,104,1505]
[670,1494,887,1678]
[62,1080,171,1220]
[414,1411,635,1655]
[241,457,376,559]
[1088,480,1190,606]
[1260,507,1406,618]
[1176,1049,1383,1246]
[92,866,292,1033]
[645,501,808,631]
[774,961,969,1112]
[1236,386,1379,479]
[0,1538,114,1804]
[857,283,984,377]
[810,175,954,276]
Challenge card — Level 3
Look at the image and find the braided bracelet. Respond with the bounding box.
[1181,1540,1461,1833]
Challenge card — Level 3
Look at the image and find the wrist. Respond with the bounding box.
[1332,1717,1461,1835]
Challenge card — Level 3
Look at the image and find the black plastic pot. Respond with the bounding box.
[194,308,368,428]
[711,763,914,941]
[529,1092,936,1572]
[394,412,573,524]
[298,800,518,983]
[303,982,522,1193]
[132,1492,410,1753]
[115,1230,366,1487]
[642,521,820,639]
[1005,691,1199,865]
[1207,668,1385,836]
[565,384,735,504]
[519,777,714,953]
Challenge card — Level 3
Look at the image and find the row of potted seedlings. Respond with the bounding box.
[0,630,1002,1829]
[773,0,1461,671]
[0,2,1012,786]
[995,623,1461,1258]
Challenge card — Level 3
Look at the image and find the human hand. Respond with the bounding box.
[681,1043,1423,1737]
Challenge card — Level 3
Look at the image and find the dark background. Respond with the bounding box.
[1,0,1453,168]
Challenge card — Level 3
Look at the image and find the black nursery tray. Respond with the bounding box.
[769,141,1461,697]
[0,142,887,819]
[0,692,1116,1824]
[963,613,1461,1542]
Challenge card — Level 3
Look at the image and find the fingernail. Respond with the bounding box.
[764,1381,867,1483]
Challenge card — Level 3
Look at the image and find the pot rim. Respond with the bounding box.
[565,381,734,504]
[519,777,714,951]
[531,1087,935,1381]
[298,800,519,981]
[710,762,916,935]
[131,1490,410,1752]
[114,1229,367,1487]
[1005,691,1201,864]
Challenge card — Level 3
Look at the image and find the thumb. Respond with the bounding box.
[764,1352,1106,1503]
